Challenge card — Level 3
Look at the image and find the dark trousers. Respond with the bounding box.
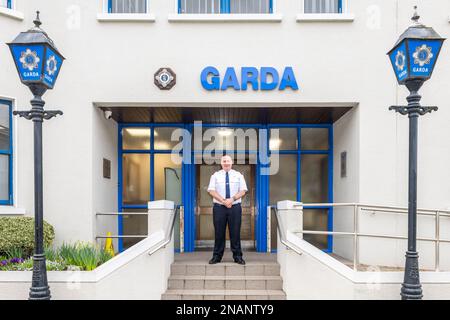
[212,203,243,259]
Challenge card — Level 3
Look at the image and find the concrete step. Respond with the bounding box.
[170,262,281,277]
[161,289,287,300]
[168,275,283,290]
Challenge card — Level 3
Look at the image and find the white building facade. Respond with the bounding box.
[1,0,450,299]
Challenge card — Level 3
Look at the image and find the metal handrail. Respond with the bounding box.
[296,202,450,215]
[148,206,180,256]
[95,206,180,256]
[274,203,450,272]
[96,212,149,216]
[271,206,303,256]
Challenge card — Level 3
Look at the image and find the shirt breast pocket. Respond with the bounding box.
[230,177,240,188]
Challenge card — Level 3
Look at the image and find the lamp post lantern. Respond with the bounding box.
[7,11,65,300]
[387,7,445,300]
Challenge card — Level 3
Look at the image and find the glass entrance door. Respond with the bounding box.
[195,162,256,250]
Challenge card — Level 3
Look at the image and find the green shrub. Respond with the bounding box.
[0,217,55,257]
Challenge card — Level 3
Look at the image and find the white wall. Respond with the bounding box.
[278,233,450,300]
[92,107,118,250]
[0,0,449,251]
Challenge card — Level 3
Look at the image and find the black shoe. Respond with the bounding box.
[209,257,221,264]
[234,257,246,265]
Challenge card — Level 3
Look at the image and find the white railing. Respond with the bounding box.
[273,203,450,272]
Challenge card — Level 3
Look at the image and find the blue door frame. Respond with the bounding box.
[118,122,333,253]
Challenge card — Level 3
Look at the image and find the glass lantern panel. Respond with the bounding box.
[408,39,442,78]
[10,44,44,82]
[389,41,409,83]
[43,47,63,88]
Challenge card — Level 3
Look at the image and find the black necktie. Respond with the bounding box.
[225,172,230,199]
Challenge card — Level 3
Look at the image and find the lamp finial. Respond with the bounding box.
[33,11,42,28]
[411,6,421,25]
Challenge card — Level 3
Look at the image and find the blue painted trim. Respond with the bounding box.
[118,123,124,252]
[182,124,196,252]
[118,122,333,253]
[338,0,343,13]
[107,0,147,13]
[179,0,272,14]
[328,125,334,252]
[297,127,301,201]
[0,100,12,206]
[6,0,11,9]
[150,128,154,201]
[269,124,333,253]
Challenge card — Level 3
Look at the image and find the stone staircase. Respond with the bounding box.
[161,252,286,300]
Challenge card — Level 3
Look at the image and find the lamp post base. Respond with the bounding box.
[401,251,423,300]
[29,253,51,300]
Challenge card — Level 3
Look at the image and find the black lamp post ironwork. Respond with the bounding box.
[387,7,445,300]
[7,11,65,300]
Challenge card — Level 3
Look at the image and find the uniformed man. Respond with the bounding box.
[207,155,248,265]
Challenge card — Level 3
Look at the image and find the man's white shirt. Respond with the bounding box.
[207,169,248,205]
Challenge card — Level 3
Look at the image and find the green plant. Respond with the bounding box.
[46,260,67,271]
[98,248,113,265]
[58,242,113,271]
[0,217,55,257]
[44,246,60,262]
[77,244,99,271]
[0,241,113,271]
[5,247,25,259]
[15,258,33,271]
[59,243,78,266]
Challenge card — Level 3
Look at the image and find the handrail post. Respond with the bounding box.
[435,211,440,272]
[353,204,358,271]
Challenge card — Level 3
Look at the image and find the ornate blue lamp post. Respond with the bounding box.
[7,11,65,300]
[387,7,445,300]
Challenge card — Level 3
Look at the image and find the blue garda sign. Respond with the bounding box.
[389,39,443,84]
[408,40,441,78]
[10,44,63,89]
[201,66,299,91]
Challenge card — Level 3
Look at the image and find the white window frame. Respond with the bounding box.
[169,0,283,22]
[97,0,155,22]
[297,0,354,22]
[0,0,24,21]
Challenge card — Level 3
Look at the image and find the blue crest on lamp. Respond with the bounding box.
[7,11,65,90]
[387,8,445,85]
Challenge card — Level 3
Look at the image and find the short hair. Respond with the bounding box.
[221,155,233,162]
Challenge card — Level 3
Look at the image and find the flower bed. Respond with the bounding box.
[0,242,114,272]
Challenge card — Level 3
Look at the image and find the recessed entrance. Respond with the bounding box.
[113,111,341,253]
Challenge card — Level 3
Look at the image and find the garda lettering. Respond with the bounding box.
[201,66,299,91]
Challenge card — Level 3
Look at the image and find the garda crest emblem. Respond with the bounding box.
[413,44,433,67]
[395,50,406,71]
[20,48,40,71]
[154,68,176,90]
